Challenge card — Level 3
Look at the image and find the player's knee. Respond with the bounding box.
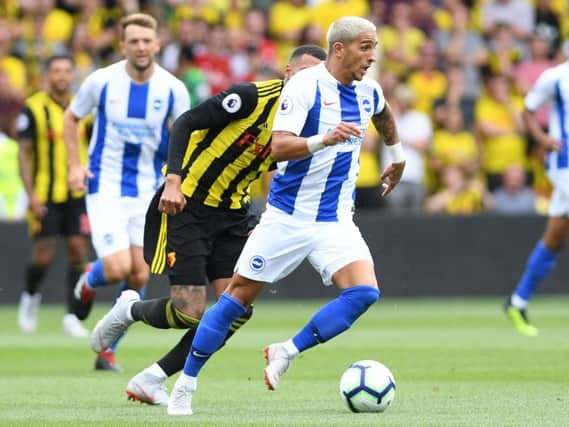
[128,269,149,288]
[171,286,207,319]
[344,285,380,311]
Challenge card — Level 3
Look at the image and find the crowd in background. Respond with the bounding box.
[1,0,568,220]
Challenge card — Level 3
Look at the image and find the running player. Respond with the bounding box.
[17,54,90,338]
[63,13,190,370]
[89,45,327,404]
[167,16,405,416]
[504,59,569,336]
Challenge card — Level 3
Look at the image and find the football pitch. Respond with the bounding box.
[1,297,567,426]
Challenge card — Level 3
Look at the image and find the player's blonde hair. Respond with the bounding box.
[120,13,158,39]
[326,16,376,47]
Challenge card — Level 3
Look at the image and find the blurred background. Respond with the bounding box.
[1,0,568,301]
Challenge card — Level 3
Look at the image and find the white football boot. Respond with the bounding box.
[263,342,298,390]
[90,290,140,353]
[167,374,196,416]
[18,292,41,334]
[126,368,169,406]
[62,313,89,338]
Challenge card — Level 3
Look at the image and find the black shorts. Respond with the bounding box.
[144,186,256,286]
[28,197,90,239]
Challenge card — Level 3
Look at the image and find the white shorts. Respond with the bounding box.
[235,207,373,286]
[547,169,569,217]
[86,192,153,258]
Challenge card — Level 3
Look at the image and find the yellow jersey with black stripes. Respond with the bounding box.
[170,80,283,210]
[17,91,89,203]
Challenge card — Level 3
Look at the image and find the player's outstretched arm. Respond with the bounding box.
[272,122,363,161]
[371,102,405,197]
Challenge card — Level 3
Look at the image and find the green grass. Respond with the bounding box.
[0,297,568,426]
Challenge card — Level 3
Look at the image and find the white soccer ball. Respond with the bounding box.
[339,360,396,413]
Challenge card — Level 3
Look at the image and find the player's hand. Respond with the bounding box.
[159,175,186,215]
[540,136,562,152]
[323,122,363,146]
[68,165,93,192]
[380,161,405,197]
[29,195,47,219]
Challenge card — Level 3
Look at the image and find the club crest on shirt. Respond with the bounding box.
[153,99,163,110]
[222,93,242,113]
[249,255,265,272]
[279,96,293,114]
[360,96,372,115]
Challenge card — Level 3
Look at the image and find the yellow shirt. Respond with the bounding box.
[475,95,526,174]
[313,0,369,45]
[269,1,314,67]
[444,188,484,215]
[379,27,426,77]
[431,130,478,167]
[0,56,26,91]
[407,71,447,116]
[43,8,74,43]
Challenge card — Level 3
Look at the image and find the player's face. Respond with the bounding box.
[121,24,160,72]
[47,59,74,95]
[284,53,323,82]
[341,31,377,81]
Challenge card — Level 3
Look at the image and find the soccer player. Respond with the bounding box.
[89,45,327,405]
[167,16,406,416]
[504,59,569,336]
[63,13,190,370]
[17,54,90,338]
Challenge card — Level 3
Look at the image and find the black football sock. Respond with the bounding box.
[65,263,83,314]
[131,297,199,329]
[24,264,48,295]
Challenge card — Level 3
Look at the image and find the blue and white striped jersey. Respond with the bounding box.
[525,60,569,171]
[70,60,190,197]
[269,62,385,222]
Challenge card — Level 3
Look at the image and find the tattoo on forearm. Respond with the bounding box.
[371,102,399,145]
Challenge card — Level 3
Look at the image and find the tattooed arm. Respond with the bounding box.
[370,102,406,197]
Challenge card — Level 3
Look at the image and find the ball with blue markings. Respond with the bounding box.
[339,360,396,413]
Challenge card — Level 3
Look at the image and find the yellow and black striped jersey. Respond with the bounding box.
[17,91,89,203]
[167,79,283,210]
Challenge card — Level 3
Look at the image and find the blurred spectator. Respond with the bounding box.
[75,0,122,65]
[67,21,97,88]
[534,0,561,57]
[491,164,536,215]
[433,65,476,131]
[482,0,535,40]
[409,0,438,37]
[382,84,432,213]
[177,45,211,106]
[0,130,27,221]
[0,23,27,93]
[194,23,233,94]
[232,8,278,78]
[269,0,312,67]
[161,17,203,73]
[407,40,447,117]
[434,4,487,102]
[475,72,526,191]
[487,23,526,79]
[312,0,369,46]
[379,2,426,78]
[0,69,25,137]
[430,107,479,189]
[425,165,492,215]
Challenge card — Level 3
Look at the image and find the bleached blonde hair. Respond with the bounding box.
[326,16,376,48]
